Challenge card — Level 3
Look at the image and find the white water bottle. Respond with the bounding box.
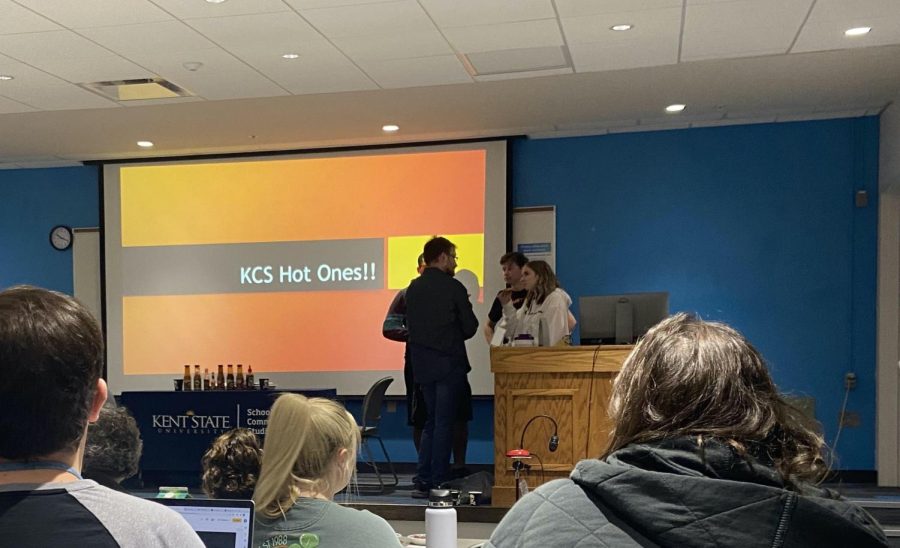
[425,489,457,548]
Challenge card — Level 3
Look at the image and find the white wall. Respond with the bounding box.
[878,101,900,485]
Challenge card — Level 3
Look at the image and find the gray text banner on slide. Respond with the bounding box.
[121,238,384,296]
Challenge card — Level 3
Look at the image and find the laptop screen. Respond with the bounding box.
[154,498,254,548]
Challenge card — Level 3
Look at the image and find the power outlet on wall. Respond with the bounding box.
[844,372,857,390]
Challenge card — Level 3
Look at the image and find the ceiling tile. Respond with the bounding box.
[562,7,682,45]
[556,0,682,18]
[3,83,118,110]
[802,0,900,21]
[793,0,900,53]
[332,30,452,61]
[467,46,567,74]
[80,21,218,57]
[0,0,62,34]
[681,0,813,61]
[186,12,325,51]
[121,47,252,76]
[0,94,34,113]
[230,44,377,94]
[149,0,290,19]
[14,0,171,29]
[164,69,288,101]
[474,66,573,82]
[360,54,472,88]
[569,37,678,72]
[420,0,555,28]
[0,30,114,63]
[286,0,393,8]
[793,18,900,53]
[0,59,70,88]
[36,55,154,83]
[442,19,564,53]
[299,0,435,38]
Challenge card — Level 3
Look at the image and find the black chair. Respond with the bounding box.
[357,376,399,493]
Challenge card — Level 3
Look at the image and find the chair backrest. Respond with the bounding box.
[360,376,394,429]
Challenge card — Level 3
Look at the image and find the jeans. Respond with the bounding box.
[416,372,465,489]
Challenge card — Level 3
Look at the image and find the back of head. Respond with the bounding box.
[423,236,454,265]
[606,312,826,487]
[252,394,360,517]
[201,428,262,499]
[83,404,143,483]
[0,285,104,459]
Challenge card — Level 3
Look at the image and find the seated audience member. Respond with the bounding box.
[0,285,202,547]
[201,428,263,500]
[83,403,143,492]
[500,260,574,346]
[487,313,888,548]
[252,394,402,548]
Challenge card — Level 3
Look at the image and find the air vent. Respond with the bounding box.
[79,78,192,101]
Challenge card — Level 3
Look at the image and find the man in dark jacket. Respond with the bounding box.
[406,237,478,495]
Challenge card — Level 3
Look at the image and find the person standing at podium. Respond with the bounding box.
[500,260,574,346]
[483,251,529,345]
[405,237,478,496]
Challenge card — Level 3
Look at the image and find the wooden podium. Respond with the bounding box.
[490,345,631,507]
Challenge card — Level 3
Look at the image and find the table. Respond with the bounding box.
[120,389,336,478]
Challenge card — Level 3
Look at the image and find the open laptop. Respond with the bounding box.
[154,498,254,548]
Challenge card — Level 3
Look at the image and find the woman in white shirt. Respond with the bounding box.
[500,260,574,346]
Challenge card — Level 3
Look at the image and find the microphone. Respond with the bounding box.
[518,414,560,453]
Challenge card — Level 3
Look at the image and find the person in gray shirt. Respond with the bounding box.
[252,394,402,548]
[0,285,202,547]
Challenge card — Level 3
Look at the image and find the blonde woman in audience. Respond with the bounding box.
[500,260,574,346]
[201,428,262,500]
[252,394,402,548]
[486,313,888,547]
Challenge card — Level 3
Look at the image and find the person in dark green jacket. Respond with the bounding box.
[487,313,887,548]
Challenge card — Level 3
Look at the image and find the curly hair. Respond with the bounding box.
[604,313,828,488]
[83,404,143,482]
[202,428,263,500]
[523,260,560,306]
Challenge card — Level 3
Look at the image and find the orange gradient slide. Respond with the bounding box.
[118,150,487,375]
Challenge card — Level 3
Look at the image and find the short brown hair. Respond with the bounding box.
[423,236,455,265]
[0,285,104,459]
[500,252,528,268]
[202,428,263,499]
[605,313,827,487]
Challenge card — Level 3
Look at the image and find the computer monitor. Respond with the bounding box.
[579,292,669,345]
[154,498,254,548]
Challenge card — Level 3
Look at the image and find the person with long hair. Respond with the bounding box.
[486,313,887,547]
[201,428,262,500]
[499,260,574,346]
[252,394,401,547]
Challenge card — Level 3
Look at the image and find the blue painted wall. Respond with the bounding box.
[0,117,879,469]
[512,117,879,470]
[0,166,99,292]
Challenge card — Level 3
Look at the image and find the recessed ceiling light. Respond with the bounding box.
[610,24,633,31]
[136,140,154,148]
[665,104,686,113]
[206,0,227,4]
[382,124,400,133]
[282,53,300,59]
[844,26,871,37]
[0,75,13,81]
